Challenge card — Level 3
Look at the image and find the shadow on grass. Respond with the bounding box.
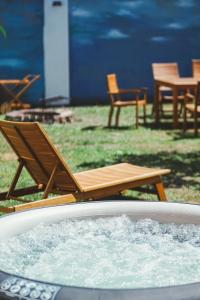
[78,151,200,189]
[97,194,147,201]
[81,125,134,131]
[168,131,199,140]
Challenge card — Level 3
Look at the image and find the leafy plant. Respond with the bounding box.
[0,25,6,38]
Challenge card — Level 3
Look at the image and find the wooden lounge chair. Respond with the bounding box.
[0,120,170,212]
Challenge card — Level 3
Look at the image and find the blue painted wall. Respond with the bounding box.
[69,0,200,104]
[0,1,44,105]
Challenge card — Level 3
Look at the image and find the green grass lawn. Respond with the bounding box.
[0,104,199,209]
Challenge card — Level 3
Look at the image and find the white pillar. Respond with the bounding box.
[44,0,70,102]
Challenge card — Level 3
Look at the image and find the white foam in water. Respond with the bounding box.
[0,215,200,289]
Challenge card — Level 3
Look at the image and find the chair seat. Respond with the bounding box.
[113,100,146,107]
[159,86,172,92]
[74,163,170,192]
[186,104,200,113]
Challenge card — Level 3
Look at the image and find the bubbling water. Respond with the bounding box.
[0,215,200,289]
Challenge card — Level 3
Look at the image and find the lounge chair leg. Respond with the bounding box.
[108,106,114,127]
[115,107,120,127]
[6,160,24,199]
[43,164,58,199]
[154,181,167,201]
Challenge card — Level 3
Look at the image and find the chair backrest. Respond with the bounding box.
[0,120,82,192]
[192,60,200,78]
[152,63,180,79]
[107,74,119,94]
[107,74,120,104]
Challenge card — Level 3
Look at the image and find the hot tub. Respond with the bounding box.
[0,201,200,300]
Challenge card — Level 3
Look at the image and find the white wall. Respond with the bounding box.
[44,0,70,102]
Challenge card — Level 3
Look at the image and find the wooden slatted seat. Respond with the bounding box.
[0,120,170,212]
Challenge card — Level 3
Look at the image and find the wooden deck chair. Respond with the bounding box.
[0,120,170,213]
[10,74,40,110]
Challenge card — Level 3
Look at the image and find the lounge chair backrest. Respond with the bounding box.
[0,120,82,192]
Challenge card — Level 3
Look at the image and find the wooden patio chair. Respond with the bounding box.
[152,63,184,115]
[183,81,200,135]
[192,59,200,78]
[10,74,40,110]
[106,74,147,128]
[0,120,170,213]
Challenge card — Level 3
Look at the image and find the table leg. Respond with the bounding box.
[154,81,160,125]
[173,87,178,129]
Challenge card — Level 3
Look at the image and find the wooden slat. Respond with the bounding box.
[13,194,77,211]
[0,206,15,213]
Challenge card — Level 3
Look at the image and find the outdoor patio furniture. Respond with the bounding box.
[0,120,170,212]
[152,63,184,115]
[154,77,198,128]
[0,74,40,112]
[106,74,147,128]
[192,59,200,78]
[183,81,200,135]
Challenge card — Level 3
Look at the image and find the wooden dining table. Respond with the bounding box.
[154,77,198,128]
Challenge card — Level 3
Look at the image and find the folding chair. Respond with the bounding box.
[0,120,170,212]
[0,75,40,111]
[10,74,40,110]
